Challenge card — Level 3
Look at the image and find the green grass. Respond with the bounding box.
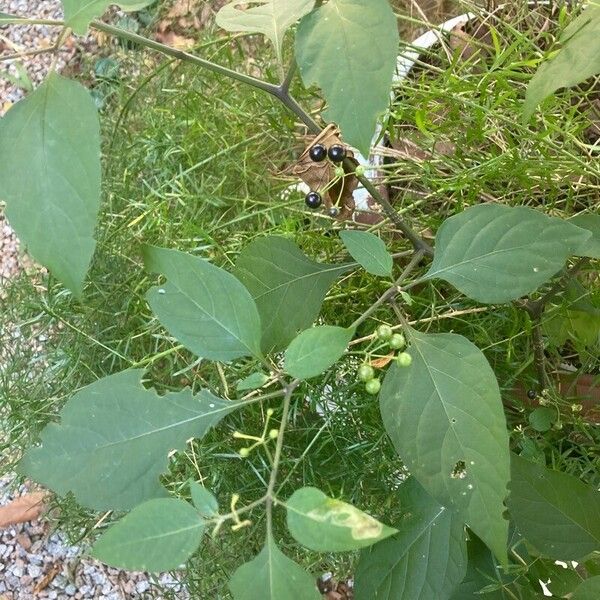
[1,1,599,597]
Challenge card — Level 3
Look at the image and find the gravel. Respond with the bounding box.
[0,1,188,598]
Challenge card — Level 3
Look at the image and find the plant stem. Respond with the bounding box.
[518,257,589,390]
[350,250,426,329]
[264,379,299,539]
[90,20,280,96]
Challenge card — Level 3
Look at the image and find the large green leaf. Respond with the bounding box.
[284,325,354,380]
[379,329,510,562]
[62,1,155,34]
[570,213,600,259]
[286,487,396,551]
[91,498,204,571]
[20,370,236,511]
[233,236,351,352]
[573,577,600,600]
[229,535,320,600]
[215,0,314,61]
[507,454,600,560]
[144,246,262,362]
[355,478,467,600]
[523,6,600,121]
[0,73,100,297]
[295,0,399,155]
[426,204,590,304]
[340,230,393,277]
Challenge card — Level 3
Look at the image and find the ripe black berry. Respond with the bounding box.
[309,144,327,162]
[328,206,340,217]
[305,191,322,209]
[328,144,346,162]
[527,389,537,400]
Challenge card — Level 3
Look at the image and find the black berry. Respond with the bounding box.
[527,389,537,400]
[309,144,327,162]
[328,144,346,162]
[328,206,340,217]
[305,191,322,209]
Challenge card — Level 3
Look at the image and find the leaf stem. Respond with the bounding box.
[350,250,426,330]
[265,379,300,539]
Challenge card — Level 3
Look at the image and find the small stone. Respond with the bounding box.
[136,581,150,593]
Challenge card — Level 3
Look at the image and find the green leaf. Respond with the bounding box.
[523,6,600,121]
[426,204,590,304]
[570,213,600,259]
[573,577,600,600]
[144,246,262,362]
[528,407,556,432]
[233,236,351,352]
[507,453,600,560]
[340,230,393,277]
[544,305,600,350]
[379,329,510,562]
[236,372,269,391]
[91,498,204,571]
[215,0,314,61]
[284,326,354,380]
[355,478,467,600]
[20,370,236,511]
[0,73,100,297]
[189,482,219,518]
[229,535,320,600]
[0,12,19,24]
[62,0,155,35]
[527,559,583,598]
[295,0,399,155]
[286,487,396,552]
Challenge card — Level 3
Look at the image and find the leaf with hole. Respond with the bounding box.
[379,328,510,562]
[91,498,204,571]
[0,72,100,297]
[523,6,600,121]
[507,453,600,560]
[573,577,600,600]
[570,213,600,259]
[228,535,321,600]
[284,326,354,380]
[20,370,236,511]
[189,482,218,518]
[295,0,399,155]
[355,478,467,600]
[233,236,351,352]
[340,230,393,277]
[426,204,590,303]
[144,246,263,362]
[286,487,396,551]
[61,0,155,34]
[215,0,315,61]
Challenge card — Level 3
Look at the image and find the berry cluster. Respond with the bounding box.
[304,142,348,212]
[357,324,412,395]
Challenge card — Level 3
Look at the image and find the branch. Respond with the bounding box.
[350,250,426,329]
[88,20,433,255]
[264,379,299,538]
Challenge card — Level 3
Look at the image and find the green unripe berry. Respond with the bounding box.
[355,165,365,177]
[239,447,251,458]
[334,166,345,178]
[389,333,406,349]
[376,324,393,341]
[269,428,279,440]
[365,378,381,395]
[357,364,375,382]
[396,352,412,367]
